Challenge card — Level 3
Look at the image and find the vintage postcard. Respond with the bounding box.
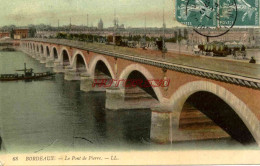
[0,0,260,165]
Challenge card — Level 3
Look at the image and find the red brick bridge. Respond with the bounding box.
[21,39,260,146]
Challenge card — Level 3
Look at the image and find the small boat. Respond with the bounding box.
[0,63,55,81]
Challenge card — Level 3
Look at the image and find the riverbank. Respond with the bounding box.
[0,38,19,52]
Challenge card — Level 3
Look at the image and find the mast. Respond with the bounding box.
[58,19,60,32]
[114,9,117,28]
[69,18,72,32]
[113,8,116,46]
[145,16,147,36]
[87,14,89,27]
[24,63,27,75]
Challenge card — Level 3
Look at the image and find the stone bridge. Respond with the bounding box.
[21,39,260,146]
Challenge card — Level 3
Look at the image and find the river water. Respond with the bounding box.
[0,51,259,153]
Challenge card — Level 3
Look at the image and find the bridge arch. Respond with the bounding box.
[118,64,163,103]
[36,44,39,53]
[52,46,59,60]
[40,45,44,56]
[71,51,88,71]
[45,46,50,57]
[89,55,115,79]
[60,47,71,65]
[169,81,260,145]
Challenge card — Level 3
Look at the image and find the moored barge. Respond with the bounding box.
[0,63,55,81]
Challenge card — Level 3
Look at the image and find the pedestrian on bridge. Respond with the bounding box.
[249,57,256,64]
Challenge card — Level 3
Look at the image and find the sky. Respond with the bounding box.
[0,0,182,28]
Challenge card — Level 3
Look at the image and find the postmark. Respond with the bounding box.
[187,0,237,37]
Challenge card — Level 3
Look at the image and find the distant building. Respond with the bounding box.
[35,31,57,38]
[188,28,258,46]
[119,24,124,29]
[0,32,10,39]
[14,29,29,40]
[98,19,104,30]
[114,17,118,29]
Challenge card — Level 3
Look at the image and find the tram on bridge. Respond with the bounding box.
[197,41,246,58]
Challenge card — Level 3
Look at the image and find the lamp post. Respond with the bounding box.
[178,28,181,55]
[162,8,166,59]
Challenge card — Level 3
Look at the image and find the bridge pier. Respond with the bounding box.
[64,67,86,81]
[29,51,34,58]
[80,74,109,92]
[32,52,37,58]
[25,49,31,56]
[24,50,29,55]
[105,86,159,110]
[40,56,47,64]
[34,54,39,59]
[150,103,233,144]
[36,54,41,61]
[105,87,125,110]
[27,50,32,56]
[150,108,173,143]
[150,105,201,144]
[80,73,94,92]
[150,103,198,144]
[45,58,54,68]
[28,50,34,57]
[53,61,65,73]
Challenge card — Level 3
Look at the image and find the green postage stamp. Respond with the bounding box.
[175,0,260,27]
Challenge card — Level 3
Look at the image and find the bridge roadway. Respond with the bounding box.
[24,38,260,80]
[22,38,260,146]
